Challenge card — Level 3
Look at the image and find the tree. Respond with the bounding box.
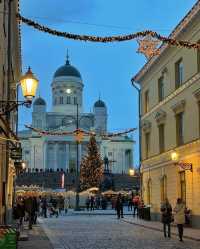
[80,135,103,190]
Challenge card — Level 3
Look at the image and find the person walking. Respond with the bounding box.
[85,196,90,211]
[133,195,140,216]
[174,198,185,242]
[64,197,69,215]
[160,198,172,238]
[41,196,47,218]
[128,196,133,211]
[115,193,124,219]
[90,196,95,211]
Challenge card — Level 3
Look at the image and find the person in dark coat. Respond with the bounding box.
[115,193,124,219]
[41,197,47,218]
[160,198,172,238]
[90,196,95,211]
[24,196,34,229]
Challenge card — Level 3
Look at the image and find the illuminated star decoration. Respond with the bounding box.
[74,129,84,143]
[137,35,161,59]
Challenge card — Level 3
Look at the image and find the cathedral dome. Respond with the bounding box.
[34,97,46,106]
[54,59,81,79]
[94,99,106,108]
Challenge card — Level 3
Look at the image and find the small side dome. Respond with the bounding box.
[94,99,106,108]
[34,97,46,106]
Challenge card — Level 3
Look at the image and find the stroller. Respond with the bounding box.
[49,206,59,218]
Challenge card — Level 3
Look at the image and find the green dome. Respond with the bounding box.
[34,97,46,105]
[54,60,81,78]
[94,100,106,108]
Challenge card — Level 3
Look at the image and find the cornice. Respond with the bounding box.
[132,1,200,83]
[141,72,200,121]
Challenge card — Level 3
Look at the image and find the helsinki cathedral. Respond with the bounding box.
[19,56,134,174]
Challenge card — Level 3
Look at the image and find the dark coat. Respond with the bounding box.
[161,203,172,224]
[115,197,123,210]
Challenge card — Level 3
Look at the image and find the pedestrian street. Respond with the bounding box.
[39,215,200,249]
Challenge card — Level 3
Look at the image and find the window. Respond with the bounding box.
[60,96,63,104]
[74,97,77,105]
[145,132,150,159]
[144,90,149,113]
[160,175,167,202]
[175,59,184,88]
[158,76,164,102]
[176,112,184,146]
[66,96,71,104]
[179,171,186,203]
[108,152,112,157]
[158,124,165,153]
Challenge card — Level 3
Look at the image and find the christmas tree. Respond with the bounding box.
[80,135,103,190]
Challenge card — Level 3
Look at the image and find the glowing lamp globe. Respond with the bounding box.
[171,151,178,161]
[20,67,38,101]
[129,168,135,176]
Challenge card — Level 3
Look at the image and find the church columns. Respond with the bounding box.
[43,142,47,170]
[55,143,59,171]
[66,143,70,171]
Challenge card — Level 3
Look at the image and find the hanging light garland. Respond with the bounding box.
[17,13,200,53]
[25,125,136,138]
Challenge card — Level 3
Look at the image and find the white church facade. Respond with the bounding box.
[19,57,134,174]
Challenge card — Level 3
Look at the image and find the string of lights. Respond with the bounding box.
[17,13,200,50]
[25,125,136,138]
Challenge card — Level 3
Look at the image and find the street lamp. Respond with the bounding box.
[171,151,179,161]
[129,168,135,176]
[0,67,39,115]
[65,90,88,210]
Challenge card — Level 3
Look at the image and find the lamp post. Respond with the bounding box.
[131,79,142,197]
[65,89,86,210]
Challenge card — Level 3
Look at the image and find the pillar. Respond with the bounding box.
[66,143,69,171]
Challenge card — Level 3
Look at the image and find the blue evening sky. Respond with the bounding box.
[19,0,197,166]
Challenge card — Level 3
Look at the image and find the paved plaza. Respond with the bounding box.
[39,215,200,249]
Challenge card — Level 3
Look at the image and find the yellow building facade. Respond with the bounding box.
[0,0,21,224]
[133,2,200,228]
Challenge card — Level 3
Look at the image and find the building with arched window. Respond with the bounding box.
[132,2,200,228]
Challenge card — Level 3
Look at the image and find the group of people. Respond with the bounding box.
[161,198,188,242]
[85,195,107,211]
[13,194,70,230]
[13,195,39,230]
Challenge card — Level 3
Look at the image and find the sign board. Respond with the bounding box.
[176,162,192,171]
[11,147,22,160]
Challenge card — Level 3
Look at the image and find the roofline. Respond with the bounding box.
[132,1,200,83]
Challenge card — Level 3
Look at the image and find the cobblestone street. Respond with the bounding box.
[39,215,200,249]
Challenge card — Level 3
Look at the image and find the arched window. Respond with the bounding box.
[160,175,167,202]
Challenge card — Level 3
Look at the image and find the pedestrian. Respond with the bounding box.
[24,195,34,229]
[85,196,90,211]
[128,196,133,211]
[115,193,124,219]
[64,197,69,214]
[160,198,172,238]
[41,196,47,218]
[174,198,185,242]
[90,196,95,211]
[133,195,140,216]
